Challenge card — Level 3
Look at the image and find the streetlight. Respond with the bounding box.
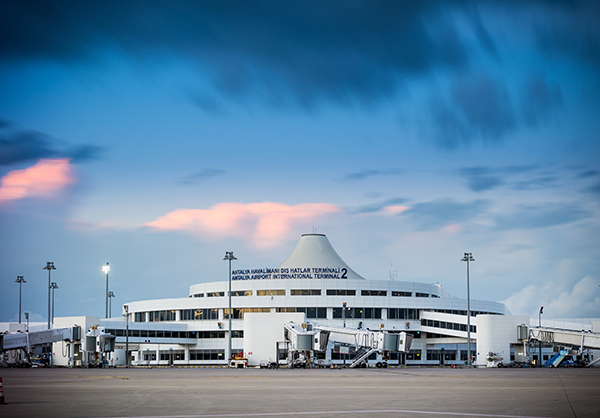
[15,276,26,324]
[539,306,543,367]
[461,252,475,367]
[108,291,115,318]
[342,302,350,367]
[124,305,129,367]
[223,251,237,364]
[50,282,59,324]
[43,262,56,329]
[102,263,110,318]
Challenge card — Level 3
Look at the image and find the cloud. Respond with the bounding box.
[512,175,558,191]
[0,1,471,110]
[402,198,488,231]
[520,74,563,126]
[493,203,590,230]
[429,75,516,148]
[0,122,102,166]
[180,168,225,185]
[501,276,600,318]
[459,164,558,193]
[349,197,409,214]
[460,167,503,192]
[344,168,403,181]
[143,202,341,247]
[0,130,56,166]
[0,158,76,203]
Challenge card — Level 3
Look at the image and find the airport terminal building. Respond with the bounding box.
[98,234,514,367]
[4,233,598,368]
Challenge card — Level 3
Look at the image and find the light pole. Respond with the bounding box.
[539,306,543,367]
[108,291,115,318]
[15,276,26,324]
[50,282,59,324]
[43,262,56,329]
[102,263,110,318]
[124,305,129,367]
[223,251,237,363]
[461,252,474,366]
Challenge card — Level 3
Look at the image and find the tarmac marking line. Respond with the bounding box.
[92,409,557,418]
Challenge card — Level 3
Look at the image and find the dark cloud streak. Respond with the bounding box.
[0,121,102,166]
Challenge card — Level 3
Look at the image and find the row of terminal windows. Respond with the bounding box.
[143,350,226,361]
[133,308,496,323]
[133,308,425,322]
[421,319,476,333]
[332,307,383,319]
[104,329,243,339]
[387,308,420,320]
[276,307,328,319]
[425,309,500,317]
[190,289,441,298]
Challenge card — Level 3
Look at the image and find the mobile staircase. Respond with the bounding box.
[527,326,600,367]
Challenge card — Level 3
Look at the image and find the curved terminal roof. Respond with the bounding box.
[278,233,366,280]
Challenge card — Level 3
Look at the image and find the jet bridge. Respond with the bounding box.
[1,327,81,367]
[283,321,412,368]
[524,325,600,367]
[0,327,81,353]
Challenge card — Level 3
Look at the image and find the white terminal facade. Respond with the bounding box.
[32,234,598,368]
[103,234,513,367]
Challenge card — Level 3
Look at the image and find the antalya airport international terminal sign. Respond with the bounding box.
[232,267,349,280]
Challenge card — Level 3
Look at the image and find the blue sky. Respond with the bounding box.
[1,0,599,323]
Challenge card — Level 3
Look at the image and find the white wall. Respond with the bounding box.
[244,312,304,366]
[476,315,529,366]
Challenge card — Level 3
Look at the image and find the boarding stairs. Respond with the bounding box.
[529,326,600,367]
[546,350,569,368]
[351,347,377,368]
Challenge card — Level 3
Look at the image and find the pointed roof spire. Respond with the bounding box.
[278,234,366,280]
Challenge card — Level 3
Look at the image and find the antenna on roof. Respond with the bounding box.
[389,262,397,281]
[312,226,317,234]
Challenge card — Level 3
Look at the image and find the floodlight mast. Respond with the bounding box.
[102,263,110,318]
[43,262,56,329]
[461,252,475,367]
[15,276,26,324]
[223,251,237,364]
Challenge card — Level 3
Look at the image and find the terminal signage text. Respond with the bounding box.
[231,267,348,280]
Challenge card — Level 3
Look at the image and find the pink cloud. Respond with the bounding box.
[0,159,75,203]
[440,224,462,234]
[143,202,341,247]
[381,205,411,215]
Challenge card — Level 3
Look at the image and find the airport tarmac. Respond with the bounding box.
[1,367,599,418]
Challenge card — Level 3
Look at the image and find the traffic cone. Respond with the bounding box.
[0,377,5,405]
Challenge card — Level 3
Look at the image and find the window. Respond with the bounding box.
[416,292,429,298]
[189,349,225,361]
[180,308,219,320]
[406,349,422,361]
[230,290,252,296]
[388,308,419,320]
[291,289,321,296]
[160,350,185,361]
[257,289,285,296]
[392,291,412,297]
[193,293,204,298]
[198,331,225,339]
[232,330,244,338]
[296,307,326,319]
[361,290,387,296]
[326,289,356,296]
[134,312,145,322]
[207,292,225,297]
